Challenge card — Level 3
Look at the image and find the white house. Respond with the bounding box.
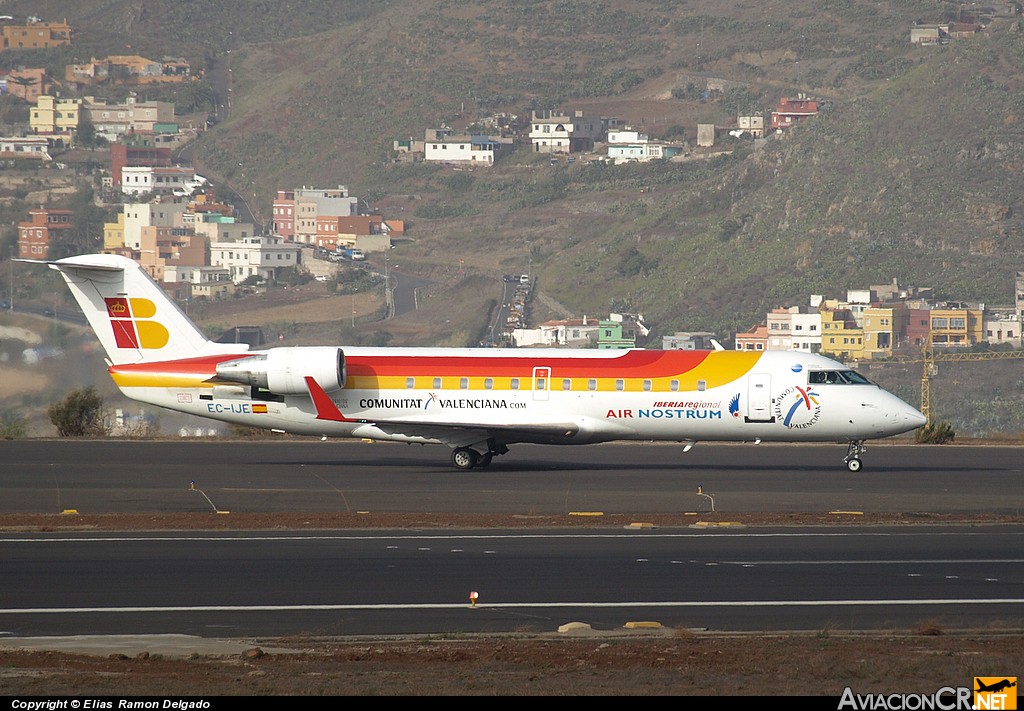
[121,165,207,196]
[0,136,51,160]
[424,134,509,166]
[767,306,822,352]
[210,235,301,284]
[529,109,601,154]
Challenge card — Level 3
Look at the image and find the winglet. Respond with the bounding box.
[305,376,362,423]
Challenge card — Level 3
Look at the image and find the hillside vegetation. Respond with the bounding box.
[4,1,1024,437]
[12,0,1024,337]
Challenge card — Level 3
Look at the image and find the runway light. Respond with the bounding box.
[469,591,479,607]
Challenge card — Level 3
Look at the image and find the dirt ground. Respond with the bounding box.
[1,511,1022,696]
[2,632,1020,696]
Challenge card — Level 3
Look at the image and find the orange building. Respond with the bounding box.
[17,208,73,260]
[734,324,768,351]
[2,19,72,51]
[4,67,47,101]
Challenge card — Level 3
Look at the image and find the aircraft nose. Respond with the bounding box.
[881,392,927,434]
[907,407,928,430]
[895,402,927,432]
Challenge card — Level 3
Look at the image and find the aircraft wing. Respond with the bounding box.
[304,376,580,445]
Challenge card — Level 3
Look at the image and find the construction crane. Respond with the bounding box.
[870,334,1024,425]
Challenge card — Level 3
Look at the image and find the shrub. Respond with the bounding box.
[47,387,108,437]
[915,421,955,444]
[0,408,28,439]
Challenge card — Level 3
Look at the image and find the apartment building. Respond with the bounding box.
[17,208,73,260]
[29,95,82,135]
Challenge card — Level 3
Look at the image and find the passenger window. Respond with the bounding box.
[460,377,469,389]
[484,377,493,390]
[433,377,442,389]
[536,378,547,390]
[562,378,572,391]
[588,379,597,391]
[697,380,706,392]
[670,379,679,392]
[406,377,415,389]
[643,379,652,391]
[511,378,520,390]
[616,379,625,391]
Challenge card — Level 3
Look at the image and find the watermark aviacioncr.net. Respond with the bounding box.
[838,677,1017,711]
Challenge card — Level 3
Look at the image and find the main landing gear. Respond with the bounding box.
[451,441,507,470]
[844,440,866,472]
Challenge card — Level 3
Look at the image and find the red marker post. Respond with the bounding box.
[469,591,479,608]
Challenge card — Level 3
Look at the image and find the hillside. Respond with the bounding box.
[9,1,1023,337]
[3,1,1024,437]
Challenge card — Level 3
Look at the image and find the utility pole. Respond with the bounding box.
[384,251,392,319]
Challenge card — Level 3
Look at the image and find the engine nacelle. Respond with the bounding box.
[215,347,346,394]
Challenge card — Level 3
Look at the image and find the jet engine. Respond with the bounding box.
[214,347,345,394]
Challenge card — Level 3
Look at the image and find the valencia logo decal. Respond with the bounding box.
[773,385,822,429]
[104,297,169,349]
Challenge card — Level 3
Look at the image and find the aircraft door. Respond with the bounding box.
[747,373,773,421]
[532,366,551,401]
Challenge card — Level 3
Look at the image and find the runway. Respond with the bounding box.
[1,440,1022,639]
[2,439,1023,515]
[2,526,1023,636]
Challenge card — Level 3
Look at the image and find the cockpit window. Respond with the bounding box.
[809,370,874,385]
[841,370,873,384]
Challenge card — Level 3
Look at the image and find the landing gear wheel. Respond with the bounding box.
[478,452,493,468]
[844,440,866,472]
[452,447,479,470]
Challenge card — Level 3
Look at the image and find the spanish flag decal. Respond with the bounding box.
[252,404,268,414]
[104,297,169,349]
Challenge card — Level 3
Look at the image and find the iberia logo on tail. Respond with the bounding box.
[104,297,169,349]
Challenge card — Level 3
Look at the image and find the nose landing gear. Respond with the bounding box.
[844,440,866,472]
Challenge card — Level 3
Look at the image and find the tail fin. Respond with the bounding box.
[49,253,248,365]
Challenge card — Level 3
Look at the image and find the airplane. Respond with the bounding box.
[975,679,1017,694]
[43,253,927,471]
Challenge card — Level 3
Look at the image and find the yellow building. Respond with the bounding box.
[103,212,126,251]
[819,306,865,362]
[30,95,83,135]
[2,19,72,51]
[861,304,907,359]
[929,306,984,346]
